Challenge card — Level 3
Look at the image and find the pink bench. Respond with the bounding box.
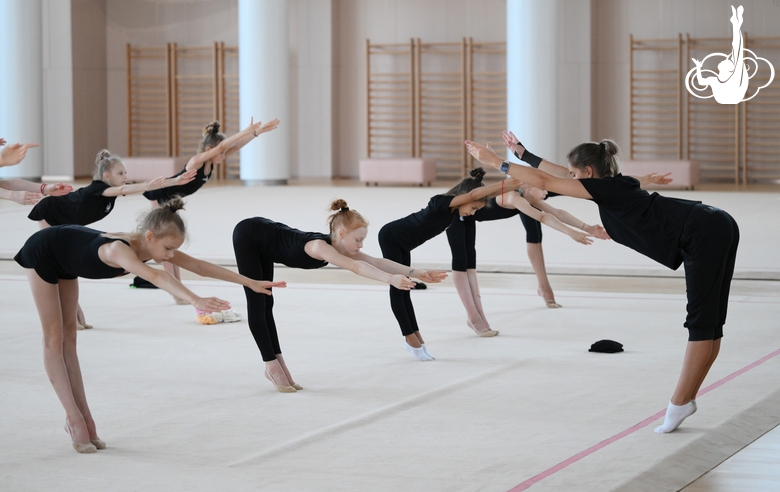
[620,160,700,190]
[359,158,436,186]
[122,157,189,183]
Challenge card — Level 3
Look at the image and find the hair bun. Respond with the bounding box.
[330,199,348,212]
[203,121,221,137]
[96,149,112,161]
[469,167,486,182]
[161,196,186,214]
[600,139,619,157]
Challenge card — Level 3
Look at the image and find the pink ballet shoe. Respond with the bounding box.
[264,369,296,393]
[466,319,499,337]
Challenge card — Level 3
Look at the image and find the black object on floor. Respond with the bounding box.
[588,339,623,353]
[412,282,427,290]
[130,276,158,289]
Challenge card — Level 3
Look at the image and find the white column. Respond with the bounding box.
[238,0,290,184]
[506,0,558,163]
[0,0,44,179]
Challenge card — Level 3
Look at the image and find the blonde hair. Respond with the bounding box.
[137,196,187,239]
[566,139,620,178]
[199,121,226,153]
[327,199,368,235]
[93,149,123,181]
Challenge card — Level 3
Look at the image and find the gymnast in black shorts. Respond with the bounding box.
[15,197,283,454]
[378,168,523,361]
[446,188,608,336]
[27,148,195,328]
[142,118,279,300]
[232,199,447,392]
[467,137,738,434]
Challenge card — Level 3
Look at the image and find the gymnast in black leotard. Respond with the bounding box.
[378,168,523,361]
[26,149,195,329]
[16,197,284,454]
[232,199,447,392]
[446,188,607,336]
[29,149,194,228]
[141,118,280,301]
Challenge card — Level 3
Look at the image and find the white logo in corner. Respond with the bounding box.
[684,5,774,104]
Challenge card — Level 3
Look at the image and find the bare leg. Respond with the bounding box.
[655,339,717,433]
[527,243,560,308]
[26,271,93,450]
[466,269,491,329]
[452,271,490,333]
[58,279,101,442]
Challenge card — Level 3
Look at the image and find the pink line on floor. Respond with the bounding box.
[509,346,780,491]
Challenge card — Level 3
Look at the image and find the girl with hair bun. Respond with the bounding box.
[27,148,196,329]
[140,118,280,303]
[15,196,285,454]
[232,200,448,392]
[467,136,738,435]
[378,168,524,361]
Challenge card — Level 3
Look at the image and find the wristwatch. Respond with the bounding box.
[499,161,511,173]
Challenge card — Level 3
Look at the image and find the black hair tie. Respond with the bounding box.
[341,207,349,212]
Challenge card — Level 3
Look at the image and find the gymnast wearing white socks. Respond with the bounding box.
[466,137,738,433]
[232,200,448,392]
[378,168,523,361]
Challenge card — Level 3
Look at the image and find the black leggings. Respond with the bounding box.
[446,197,543,272]
[232,219,280,361]
[681,204,739,341]
[378,226,419,337]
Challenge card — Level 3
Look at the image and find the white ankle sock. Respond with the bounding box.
[691,399,697,414]
[421,343,435,360]
[654,401,695,433]
[404,342,433,361]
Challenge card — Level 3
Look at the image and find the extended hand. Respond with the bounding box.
[11,191,40,205]
[45,183,73,196]
[193,297,231,313]
[250,280,287,295]
[0,142,40,167]
[416,270,448,283]
[465,140,503,168]
[585,224,611,240]
[647,172,673,185]
[570,230,594,245]
[390,275,416,290]
[174,169,197,186]
[258,119,280,134]
[502,130,526,155]
[146,176,167,190]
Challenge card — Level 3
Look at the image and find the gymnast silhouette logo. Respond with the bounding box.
[684,5,774,104]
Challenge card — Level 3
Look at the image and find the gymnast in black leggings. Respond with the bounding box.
[378,169,523,361]
[446,189,607,336]
[232,199,447,392]
[467,136,738,434]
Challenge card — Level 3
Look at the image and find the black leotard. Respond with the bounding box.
[27,181,115,226]
[379,195,457,250]
[143,163,212,203]
[232,218,332,361]
[15,225,131,284]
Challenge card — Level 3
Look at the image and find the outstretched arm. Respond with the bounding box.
[0,142,40,167]
[185,118,271,171]
[351,251,448,283]
[167,250,286,295]
[0,179,72,204]
[522,191,610,240]
[306,240,417,290]
[224,119,280,159]
[101,170,196,197]
[101,242,231,313]
[634,172,673,188]
[503,131,569,178]
[466,140,593,199]
[500,192,593,245]
[449,177,524,208]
